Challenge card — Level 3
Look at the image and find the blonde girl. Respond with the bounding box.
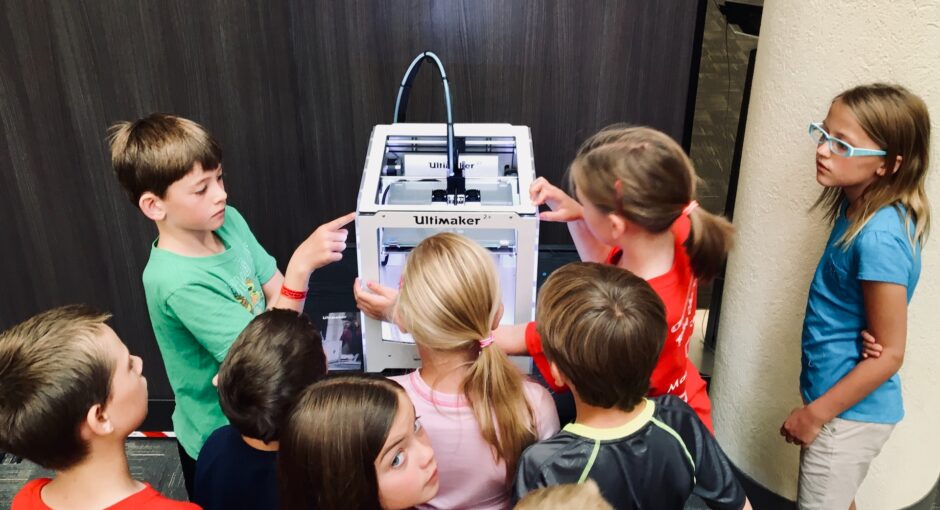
[780,83,930,509]
[390,232,560,510]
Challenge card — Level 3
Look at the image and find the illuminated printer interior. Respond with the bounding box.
[375,134,522,343]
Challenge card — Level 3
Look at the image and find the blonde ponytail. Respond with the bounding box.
[396,233,538,478]
[463,343,537,480]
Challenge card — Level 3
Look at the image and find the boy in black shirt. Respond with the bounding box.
[194,309,327,510]
[513,263,751,510]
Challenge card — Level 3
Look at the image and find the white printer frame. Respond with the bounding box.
[355,122,539,373]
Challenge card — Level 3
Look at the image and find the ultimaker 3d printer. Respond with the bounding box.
[355,52,539,372]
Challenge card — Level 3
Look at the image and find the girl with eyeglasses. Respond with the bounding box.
[781,83,931,509]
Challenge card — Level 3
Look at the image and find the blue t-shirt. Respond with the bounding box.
[801,204,921,424]
[193,425,279,510]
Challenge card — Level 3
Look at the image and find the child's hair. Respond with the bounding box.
[536,262,666,411]
[814,83,932,247]
[514,480,614,510]
[395,232,537,480]
[569,125,735,282]
[0,305,114,470]
[278,375,405,510]
[108,113,222,204]
[217,309,326,443]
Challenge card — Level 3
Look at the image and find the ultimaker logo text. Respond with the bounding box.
[413,215,482,226]
[429,161,475,169]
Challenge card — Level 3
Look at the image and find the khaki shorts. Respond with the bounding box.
[798,417,895,510]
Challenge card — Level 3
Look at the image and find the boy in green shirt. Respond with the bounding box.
[108,113,354,496]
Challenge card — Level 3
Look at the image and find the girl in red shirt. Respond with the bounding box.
[509,125,735,432]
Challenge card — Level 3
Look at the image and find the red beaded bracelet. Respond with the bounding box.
[280,285,308,300]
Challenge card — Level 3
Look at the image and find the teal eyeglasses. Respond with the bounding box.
[808,123,886,157]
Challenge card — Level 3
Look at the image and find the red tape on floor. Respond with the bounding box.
[129,431,176,438]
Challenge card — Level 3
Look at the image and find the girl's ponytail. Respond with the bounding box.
[687,207,735,282]
[396,233,540,481]
[463,343,537,481]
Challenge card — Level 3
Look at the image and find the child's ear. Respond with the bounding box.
[82,403,114,439]
[139,191,166,221]
[548,362,568,390]
[877,154,903,177]
[491,303,504,330]
[211,374,219,388]
[890,155,902,175]
[607,213,628,239]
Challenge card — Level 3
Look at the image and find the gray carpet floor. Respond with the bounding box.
[1,440,188,506]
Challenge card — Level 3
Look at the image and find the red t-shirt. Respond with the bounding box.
[526,215,714,433]
[12,478,201,510]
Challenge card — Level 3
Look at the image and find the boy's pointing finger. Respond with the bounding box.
[327,211,357,230]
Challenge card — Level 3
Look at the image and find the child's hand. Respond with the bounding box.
[860,330,883,359]
[530,177,583,222]
[780,405,825,446]
[291,212,356,273]
[353,278,398,321]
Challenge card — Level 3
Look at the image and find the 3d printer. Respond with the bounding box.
[355,52,539,373]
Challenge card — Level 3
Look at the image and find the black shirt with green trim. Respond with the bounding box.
[512,395,746,510]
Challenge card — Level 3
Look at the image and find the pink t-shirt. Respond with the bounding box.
[390,370,560,510]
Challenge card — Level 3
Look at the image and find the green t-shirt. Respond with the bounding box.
[143,205,277,458]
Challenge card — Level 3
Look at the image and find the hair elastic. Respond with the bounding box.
[682,200,700,216]
[479,334,494,348]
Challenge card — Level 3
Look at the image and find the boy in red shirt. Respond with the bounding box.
[0,305,200,509]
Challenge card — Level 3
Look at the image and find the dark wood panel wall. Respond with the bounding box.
[0,0,704,404]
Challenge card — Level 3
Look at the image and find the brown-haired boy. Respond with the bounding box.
[0,305,199,509]
[193,309,327,510]
[513,262,751,509]
[108,113,354,494]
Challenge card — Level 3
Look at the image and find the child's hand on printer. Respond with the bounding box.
[530,177,584,222]
[354,278,399,322]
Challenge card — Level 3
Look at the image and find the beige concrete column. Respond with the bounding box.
[710,0,940,507]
